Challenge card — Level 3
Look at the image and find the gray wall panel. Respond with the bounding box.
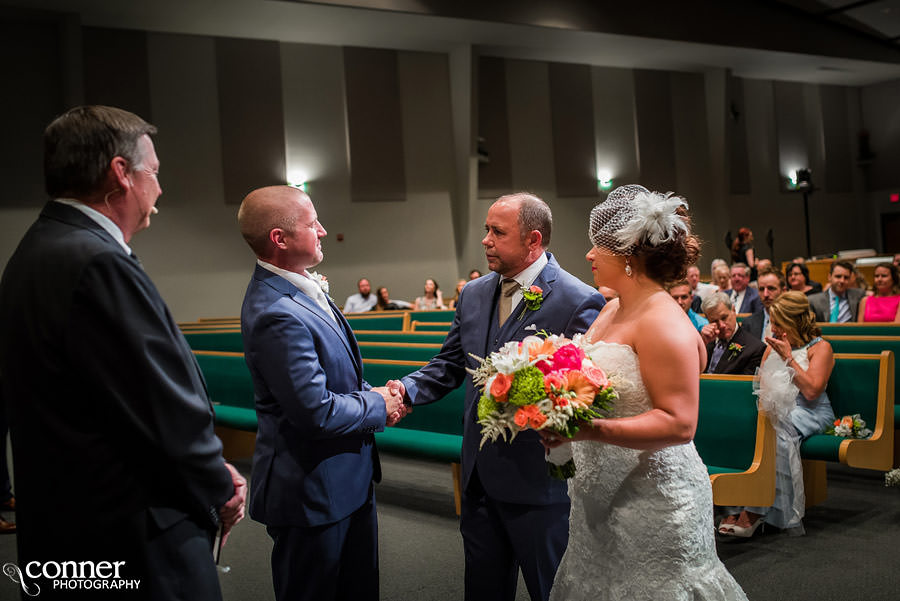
[477,56,512,198]
[83,27,151,121]
[820,85,852,194]
[633,69,677,191]
[549,62,597,198]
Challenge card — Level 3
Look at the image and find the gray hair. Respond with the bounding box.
[731,262,750,277]
[702,291,733,314]
[44,105,157,198]
[498,192,552,248]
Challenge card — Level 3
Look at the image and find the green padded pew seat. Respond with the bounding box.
[358,342,443,362]
[696,375,775,506]
[817,323,900,337]
[347,313,407,331]
[184,330,244,353]
[799,352,893,467]
[193,351,257,431]
[354,331,448,344]
[408,309,456,323]
[411,321,452,332]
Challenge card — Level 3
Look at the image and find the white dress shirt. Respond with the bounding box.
[257,260,337,322]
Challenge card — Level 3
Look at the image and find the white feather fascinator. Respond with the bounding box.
[589,184,689,255]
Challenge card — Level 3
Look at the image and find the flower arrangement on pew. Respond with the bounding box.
[885,468,900,488]
[468,332,617,479]
[825,414,872,439]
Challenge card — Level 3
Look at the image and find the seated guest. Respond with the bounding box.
[756,258,773,273]
[808,261,864,323]
[468,269,482,280]
[859,262,900,322]
[687,265,716,312]
[712,264,731,293]
[719,292,835,537]
[742,268,786,342]
[785,263,822,296]
[724,263,763,314]
[414,278,445,310]
[701,292,765,374]
[668,280,708,333]
[372,286,411,311]
[447,279,467,309]
[343,277,377,313]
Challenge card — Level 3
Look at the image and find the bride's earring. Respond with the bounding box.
[625,257,633,277]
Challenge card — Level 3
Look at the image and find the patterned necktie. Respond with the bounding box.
[498,279,520,326]
[830,295,840,323]
[708,340,726,372]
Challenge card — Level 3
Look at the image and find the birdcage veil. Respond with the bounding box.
[588,184,689,255]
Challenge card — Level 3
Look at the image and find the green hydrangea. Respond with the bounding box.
[507,366,546,407]
[477,395,499,421]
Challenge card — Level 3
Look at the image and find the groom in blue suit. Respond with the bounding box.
[393,193,605,601]
[238,186,405,601]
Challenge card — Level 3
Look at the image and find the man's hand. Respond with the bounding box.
[700,323,718,345]
[219,462,247,548]
[373,386,407,426]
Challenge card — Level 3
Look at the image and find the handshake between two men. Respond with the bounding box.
[373,380,411,427]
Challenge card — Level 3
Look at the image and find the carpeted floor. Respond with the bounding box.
[1,454,898,600]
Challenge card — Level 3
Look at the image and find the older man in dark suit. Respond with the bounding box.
[390,193,605,601]
[0,106,245,599]
[701,292,766,375]
[723,262,763,314]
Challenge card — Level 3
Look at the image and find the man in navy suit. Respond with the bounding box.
[701,292,766,375]
[238,186,405,601]
[0,106,244,600]
[724,262,763,314]
[391,193,605,601]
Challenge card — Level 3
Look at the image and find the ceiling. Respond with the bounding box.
[4,0,900,85]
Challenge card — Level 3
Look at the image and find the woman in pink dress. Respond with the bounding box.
[859,262,900,322]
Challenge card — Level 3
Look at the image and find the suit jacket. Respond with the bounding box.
[0,202,233,575]
[242,264,386,528]
[741,309,766,342]
[704,326,766,375]
[401,253,605,505]
[723,286,763,314]
[808,288,865,322]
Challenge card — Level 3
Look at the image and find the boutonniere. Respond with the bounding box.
[727,342,743,360]
[517,285,544,321]
[308,271,332,300]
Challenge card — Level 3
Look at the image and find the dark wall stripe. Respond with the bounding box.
[477,56,512,198]
[215,37,285,205]
[773,81,807,191]
[0,15,64,205]
[633,69,677,191]
[83,27,151,121]
[728,75,751,194]
[548,62,597,198]
[820,85,852,193]
[344,46,406,202]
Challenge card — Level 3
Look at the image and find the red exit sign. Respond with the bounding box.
[892,193,900,203]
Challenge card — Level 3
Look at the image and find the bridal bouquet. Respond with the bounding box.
[468,333,616,479]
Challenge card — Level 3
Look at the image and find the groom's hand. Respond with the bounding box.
[374,386,407,426]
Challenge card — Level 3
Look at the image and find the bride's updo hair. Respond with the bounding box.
[589,184,700,284]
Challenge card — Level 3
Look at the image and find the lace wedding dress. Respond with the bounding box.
[550,343,747,600]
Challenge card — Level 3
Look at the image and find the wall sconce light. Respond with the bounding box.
[795,168,812,190]
[287,169,309,193]
[289,181,308,193]
[597,170,613,191]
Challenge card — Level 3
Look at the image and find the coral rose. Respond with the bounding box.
[490,372,513,402]
[581,364,609,390]
[839,415,854,429]
[514,404,547,429]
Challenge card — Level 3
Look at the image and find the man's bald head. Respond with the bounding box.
[238,185,309,259]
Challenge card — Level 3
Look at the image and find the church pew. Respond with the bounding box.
[183,330,244,353]
[353,330,448,344]
[408,309,456,324]
[817,323,900,337]
[411,321,452,332]
[800,351,894,505]
[358,342,443,362]
[696,375,776,507]
[347,313,409,331]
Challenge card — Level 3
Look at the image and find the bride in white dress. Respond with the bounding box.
[542,185,747,600]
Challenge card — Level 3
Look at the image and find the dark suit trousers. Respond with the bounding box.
[460,468,569,601]
[267,488,378,601]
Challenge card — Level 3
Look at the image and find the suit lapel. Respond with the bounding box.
[495,254,558,345]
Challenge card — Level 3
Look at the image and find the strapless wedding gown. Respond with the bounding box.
[550,343,747,600]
